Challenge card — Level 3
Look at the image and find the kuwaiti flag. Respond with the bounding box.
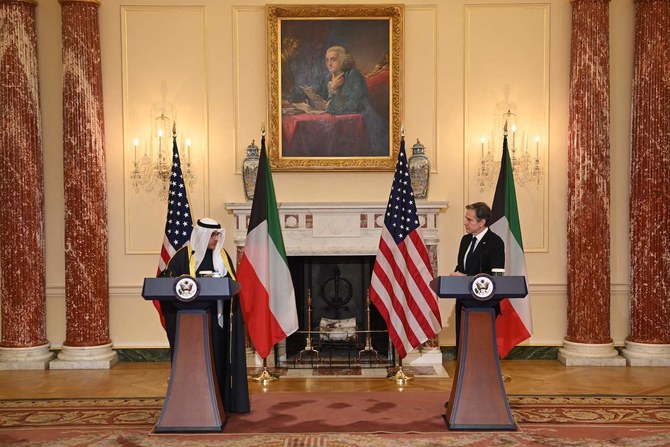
[237,135,298,359]
[490,132,532,358]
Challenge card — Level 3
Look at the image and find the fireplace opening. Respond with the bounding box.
[285,255,389,360]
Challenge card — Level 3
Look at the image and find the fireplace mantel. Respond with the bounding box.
[226,201,448,257]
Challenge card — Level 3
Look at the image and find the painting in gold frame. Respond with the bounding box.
[267,4,403,171]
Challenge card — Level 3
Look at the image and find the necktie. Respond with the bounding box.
[469,235,477,255]
[464,235,477,267]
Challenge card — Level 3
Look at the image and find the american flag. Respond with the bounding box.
[369,137,442,358]
[153,135,193,327]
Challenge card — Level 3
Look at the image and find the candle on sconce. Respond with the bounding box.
[185,138,192,161]
[480,136,485,157]
[511,124,517,150]
[535,136,540,160]
[158,129,164,159]
[524,134,528,154]
[133,137,139,163]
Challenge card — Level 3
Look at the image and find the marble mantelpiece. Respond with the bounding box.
[226,201,447,262]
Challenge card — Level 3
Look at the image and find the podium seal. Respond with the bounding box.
[470,273,495,301]
[173,276,200,302]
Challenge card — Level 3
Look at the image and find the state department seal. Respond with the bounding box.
[173,276,200,302]
[470,273,496,301]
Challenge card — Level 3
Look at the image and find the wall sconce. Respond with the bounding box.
[182,137,196,188]
[477,109,543,191]
[130,114,195,200]
[477,136,497,192]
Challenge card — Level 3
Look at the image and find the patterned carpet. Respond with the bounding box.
[0,394,669,446]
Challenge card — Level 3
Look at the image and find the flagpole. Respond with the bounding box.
[501,120,511,387]
[369,127,439,388]
[229,295,234,389]
[238,124,299,368]
[498,121,513,384]
[492,117,533,379]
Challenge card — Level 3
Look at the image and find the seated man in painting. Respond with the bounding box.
[293,45,387,155]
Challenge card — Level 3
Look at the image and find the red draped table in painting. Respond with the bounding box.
[282,113,370,156]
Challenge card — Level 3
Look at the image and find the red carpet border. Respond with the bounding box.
[0,393,669,446]
[1,430,670,447]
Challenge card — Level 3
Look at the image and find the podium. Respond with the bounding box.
[431,275,527,431]
[142,276,240,433]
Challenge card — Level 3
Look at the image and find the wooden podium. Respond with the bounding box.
[142,276,240,433]
[431,275,527,431]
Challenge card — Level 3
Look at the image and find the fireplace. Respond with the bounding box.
[286,255,389,358]
[226,201,448,364]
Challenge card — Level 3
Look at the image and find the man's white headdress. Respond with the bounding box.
[190,218,228,277]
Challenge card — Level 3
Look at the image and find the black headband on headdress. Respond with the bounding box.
[196,219,222,229]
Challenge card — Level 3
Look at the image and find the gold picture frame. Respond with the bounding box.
[267,4,403,171]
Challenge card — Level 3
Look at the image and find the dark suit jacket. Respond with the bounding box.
[454,228,505,275]
[453,228,505,354]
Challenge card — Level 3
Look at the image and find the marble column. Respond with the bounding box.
[0,0,53,370]
[50,0,117,369]
[559,0,624,366]
[622,0,670,366]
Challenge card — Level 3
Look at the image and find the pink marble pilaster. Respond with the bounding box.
[565,0,612,345]
[60,0,110,348]
[0,0,48,349]
[628,0,670,345]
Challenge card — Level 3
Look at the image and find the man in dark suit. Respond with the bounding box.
[451,202,505,351]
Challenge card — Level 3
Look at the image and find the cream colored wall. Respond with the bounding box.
[34,0,635,349]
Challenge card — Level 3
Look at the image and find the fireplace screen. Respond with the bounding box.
[285,255,389,362]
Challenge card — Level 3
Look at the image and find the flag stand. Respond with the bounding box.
[251,358,278,386]
[388,354,412,386]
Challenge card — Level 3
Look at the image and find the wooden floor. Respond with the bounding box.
[1,360,669,399]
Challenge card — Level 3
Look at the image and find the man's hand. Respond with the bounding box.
[329,72,344,91]
[450,271,466,277]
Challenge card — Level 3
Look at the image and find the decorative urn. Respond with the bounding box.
[409,139,430,199]
[242,140,260,201]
